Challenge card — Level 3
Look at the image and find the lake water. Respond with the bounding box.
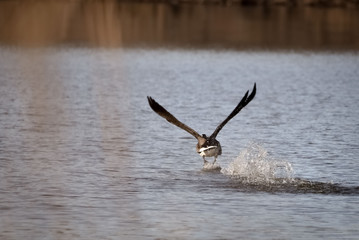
[1,1,359,239]
[0,47,358,239]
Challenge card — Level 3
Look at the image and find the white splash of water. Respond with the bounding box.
[221,142,293,184]
[202,161,221,171]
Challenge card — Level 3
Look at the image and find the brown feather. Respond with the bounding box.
[147,96,204,141]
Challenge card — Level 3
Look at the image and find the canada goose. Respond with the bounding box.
[147,83,256,165]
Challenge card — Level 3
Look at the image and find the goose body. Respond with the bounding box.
[147,83,256,165]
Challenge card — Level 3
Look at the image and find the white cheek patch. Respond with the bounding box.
[199,146,217,157]
[199,146,217,152]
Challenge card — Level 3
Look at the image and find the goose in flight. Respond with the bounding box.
[147,83,256,165]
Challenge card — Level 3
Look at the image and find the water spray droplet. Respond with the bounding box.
[221,142,293,184]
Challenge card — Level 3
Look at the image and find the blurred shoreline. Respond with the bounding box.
[0,0,358,49]
[119,0,359,7]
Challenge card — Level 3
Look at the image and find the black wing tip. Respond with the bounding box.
[147,96,169,116]
[249,82,256,100]
[147,96,153,103]
[147,96,159,111]
[147,96,158,106]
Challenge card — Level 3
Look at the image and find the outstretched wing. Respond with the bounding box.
[210,83,256,139]
[147,96,203,140]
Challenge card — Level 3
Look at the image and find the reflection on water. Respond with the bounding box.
[0,1,122,47]
[0,48,139,239]
[0,1,359,49]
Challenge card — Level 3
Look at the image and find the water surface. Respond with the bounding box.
[0,47,358,239]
